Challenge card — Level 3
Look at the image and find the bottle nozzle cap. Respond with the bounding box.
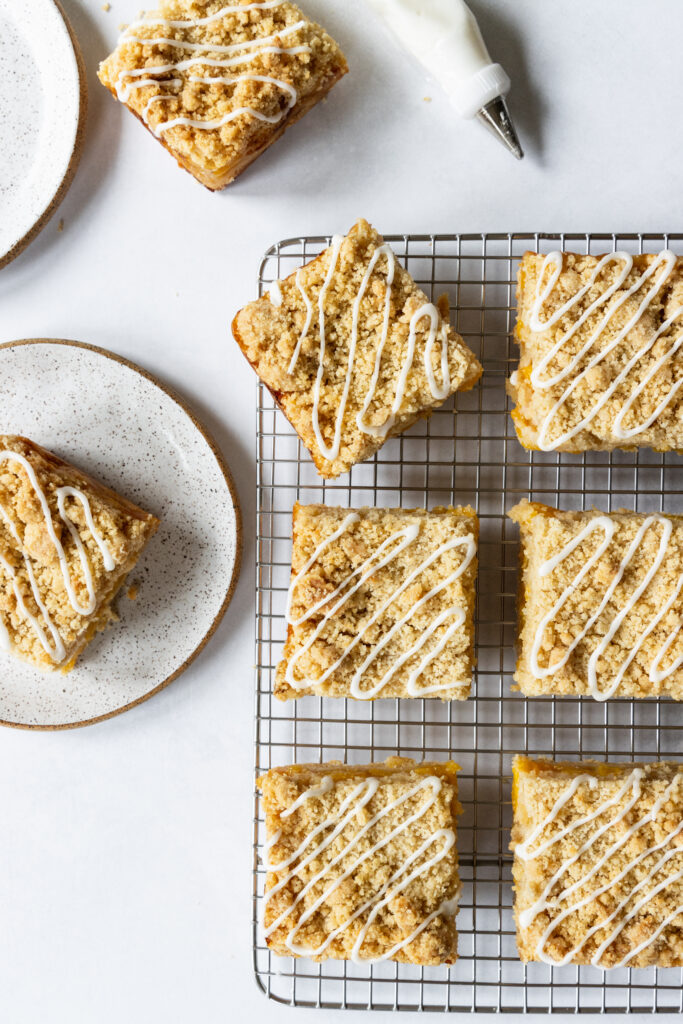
[450,62,510,118]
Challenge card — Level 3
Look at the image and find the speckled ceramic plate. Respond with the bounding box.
[0,0,86,269]
[0,339,242,729]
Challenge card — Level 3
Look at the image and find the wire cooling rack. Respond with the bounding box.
[252,232,683,1013]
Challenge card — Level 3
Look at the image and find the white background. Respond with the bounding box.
[1,0,682,1020]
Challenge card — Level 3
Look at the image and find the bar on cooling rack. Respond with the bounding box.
[510,755,683,968]
[509,248,683,452]
[274,502,478,701]
[232,219,482,477]
[98,0,348,190]
[259,757,462,965]
[509,500,683,701]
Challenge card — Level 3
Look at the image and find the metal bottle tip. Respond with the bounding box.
[476,95,523,160]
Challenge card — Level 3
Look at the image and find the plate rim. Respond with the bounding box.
[0,0,88,271]
[0,337,243,731]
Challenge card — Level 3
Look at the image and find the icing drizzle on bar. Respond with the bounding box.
[263,773,458,962]
[114,2,314,137]
[289,237,452,463]
[528,250,683,450]
[514,768,683,968]
[0,450,115,663]
[284,513,474,697]
[530,513,683,700]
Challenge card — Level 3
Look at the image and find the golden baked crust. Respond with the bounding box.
[0,435,159,671]
[259,757,461,965]
[233,219,483,478]
[509,250,683,452]
[511,756,683,968]
[510,500,683,701]
[275,502,478,700]
[97,0,348,190]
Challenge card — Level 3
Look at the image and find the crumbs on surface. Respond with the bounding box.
[127,583,138,601]
[57,219,64,232]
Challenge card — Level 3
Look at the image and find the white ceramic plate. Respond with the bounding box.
[0,339,242,729]
[0,0,86,268]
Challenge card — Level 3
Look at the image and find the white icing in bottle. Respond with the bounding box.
[364,0,512,119]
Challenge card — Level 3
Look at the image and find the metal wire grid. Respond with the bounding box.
[252,232,683,1013]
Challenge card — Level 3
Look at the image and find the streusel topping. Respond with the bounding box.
[512,758,683,968]
[511,250,683,451]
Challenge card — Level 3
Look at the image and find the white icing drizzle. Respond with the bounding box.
[0,545,65,663]
[649,574,683,684]
[286,267,314,373]
[0,451,115,663]
[354,244,398,438]
[57,486,116,573]
[285,511,360,624]
[126,1,284,30]
[282,775,333,817]
[263,774,458,962]
[269,278,284,307]
[115,5,312,137]
[309,234,345,459]
[285,514,475,698]
[514,768,683,968]
[528,250,683,450]
[530,513,683,700]
[123,21,307,56]
[287,236,453,462]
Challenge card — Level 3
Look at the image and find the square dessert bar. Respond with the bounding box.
[98,0,348,190]
[0,435,159,671]
[275,503,478,701]
[233,219,482,477]
[259,757,462,965]
[510,500,683,701]
[511,756,683,969]
[509,249,683,452]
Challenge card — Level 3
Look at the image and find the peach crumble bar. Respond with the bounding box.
[98,0,348,190]
[510,500,683,701]
[233,219,482,478]
[275,502,478,701]
[509,249,683,451]
[0,435,159,671]
[259,757,462,965]
[511,756,683,968]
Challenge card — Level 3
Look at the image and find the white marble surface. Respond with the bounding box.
[0,0,681,1020]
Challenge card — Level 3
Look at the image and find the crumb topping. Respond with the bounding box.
[98,0,347,181]
[259,758,461,965]
[0,436,158,670]
[510,250,683,452]
[510,501,683,700]
[275,503,478,700]
[233,220,482,477]
[512,757,683,968]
